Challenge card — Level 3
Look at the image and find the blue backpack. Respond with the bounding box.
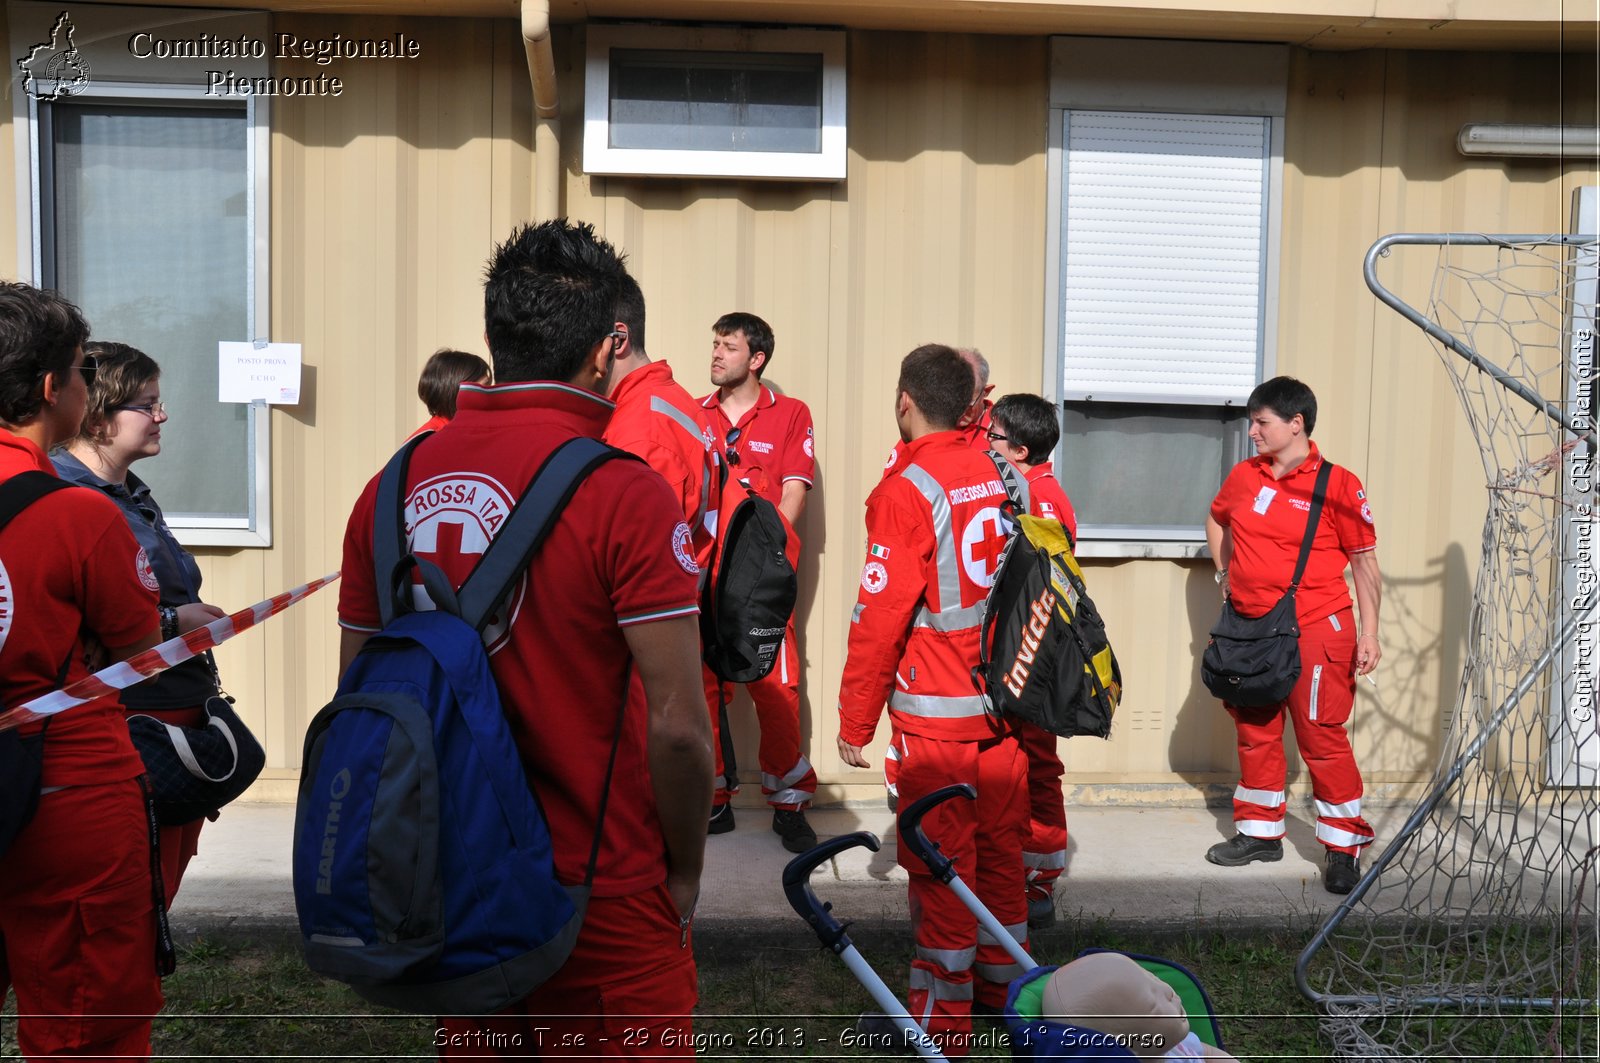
[293,435,631,1013]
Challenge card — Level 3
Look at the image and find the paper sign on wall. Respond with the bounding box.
[219,341,302,404]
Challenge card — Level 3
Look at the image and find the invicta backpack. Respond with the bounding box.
[293,435,632,1013]
[973,457,1122,739]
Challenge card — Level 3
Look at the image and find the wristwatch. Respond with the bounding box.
[1213,568,1228,585]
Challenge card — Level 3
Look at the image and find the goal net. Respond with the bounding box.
[1295,230,1598,1061]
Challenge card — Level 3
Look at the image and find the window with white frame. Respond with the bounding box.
[584,24,846,180]
[12,2,272,546]
[1045,38,1288,554]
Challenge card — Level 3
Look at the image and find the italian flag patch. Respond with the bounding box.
[869,543,891,559]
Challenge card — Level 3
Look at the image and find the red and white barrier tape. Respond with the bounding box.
[0,570,339,732]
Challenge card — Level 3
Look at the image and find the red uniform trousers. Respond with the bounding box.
[437,883,696,1060]
[0,778,163,1061]
[889,729,1028,1058]
[139,705,207,905]
[1226,606,1375,854]
[703,616,815,810]
[1016,721,1068,902]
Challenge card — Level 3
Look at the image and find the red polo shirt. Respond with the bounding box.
[1209,443,1377,624]
[605,360,715,565]
[338,382,700,896]
[698,385,814,511]
[0,431,156,788]
[1024,461,1078,543]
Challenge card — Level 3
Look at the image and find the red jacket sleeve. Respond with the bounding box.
[837,486,931,747]
[80,507,160,648]
[1331,466,1378,554]
[337,473,383,633]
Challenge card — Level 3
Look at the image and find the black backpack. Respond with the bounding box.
[699,476,797,684]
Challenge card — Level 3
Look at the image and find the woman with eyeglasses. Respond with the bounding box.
[53,341,226,904]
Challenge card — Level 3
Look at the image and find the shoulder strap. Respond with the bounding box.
[1288,461,1335,590]
[374,432,432,628]
[455,437,634,633]
[0,471,74,531]
[984,451,1030,520]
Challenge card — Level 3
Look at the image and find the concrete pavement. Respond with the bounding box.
[168,798,1410,936]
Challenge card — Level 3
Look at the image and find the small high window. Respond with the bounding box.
[584,25,846,180]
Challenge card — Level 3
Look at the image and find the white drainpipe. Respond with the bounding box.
[521,0,560,220]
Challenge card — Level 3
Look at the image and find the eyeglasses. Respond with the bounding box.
[78,353,98,384]
[725,426,742,466]
[985,428,1009,444]
[606,329,626,345]
[114,401,166,419]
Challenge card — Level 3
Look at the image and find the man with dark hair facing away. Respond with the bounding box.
[838,344,1031,1056]
[602,274,715,569]
[698,311,818,852]
[0,282,166,1059]
[985,392,1079,930]
[881,347,996,478]
[337,220,713,1056]
[410,348,491,438]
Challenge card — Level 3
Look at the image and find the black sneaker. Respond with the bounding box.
[1027,892,1056,930]
[854,1014,920,1057]
[707,803,735,835]
[772,808,817,853]
[1325,850,1360,894]
[1205,833,1283,866]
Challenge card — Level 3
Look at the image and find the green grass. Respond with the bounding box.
[4,923,1333,1060]
[5,920,1593,1059]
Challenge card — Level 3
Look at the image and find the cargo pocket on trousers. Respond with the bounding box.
[73,873,163,1019]
[1311,643,1356,725]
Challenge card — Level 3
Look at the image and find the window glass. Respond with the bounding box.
[1059,401,1248,530]
[609,49,823,153]
[46,99,250,520]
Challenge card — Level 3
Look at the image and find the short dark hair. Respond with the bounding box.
[615,273,646,355]
[1247,376,1318,437]
[77,341,160,444]
[713,312,774,377]
[990,393,1060,462]
[483,219,629,384]
[417,348,491,418]
[898,344,973,430]
[0,283,89,425]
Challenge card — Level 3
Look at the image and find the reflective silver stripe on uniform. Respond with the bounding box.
[889,691,988,718]
[1310,663,1323,720]
[1234,785,1286,808]
[649,395,712,525]
[909,966,975,1001]
[914,945,976,972]
[1316,823,1373,848]
[649,395,705,445]
[852,602,865,624]
[977,921,1027,948]
[1022,850,1067,871]
[1315,797,1363,819]
[763,756,814,805]
[911,600,987,632]
[1237,818,1285,839]
[976,960,1029,984]
[901,464,960,614]
[1328,613,1342,632]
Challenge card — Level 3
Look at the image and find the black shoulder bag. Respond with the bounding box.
[1201,461,1333,708]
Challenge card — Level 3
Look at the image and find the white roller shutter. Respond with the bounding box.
[1059,110,1270,404]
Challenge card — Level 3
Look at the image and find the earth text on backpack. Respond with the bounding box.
[973,456,1122,739]
[293,435,632,1013]
[700,468,797,684]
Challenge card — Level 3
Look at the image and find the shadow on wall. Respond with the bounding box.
[1166,543,1471,805]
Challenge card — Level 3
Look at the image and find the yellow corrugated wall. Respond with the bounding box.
[3,11,1591,806]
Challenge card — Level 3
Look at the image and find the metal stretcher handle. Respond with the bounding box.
[782,831,881,955]
[897,783,975,884]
